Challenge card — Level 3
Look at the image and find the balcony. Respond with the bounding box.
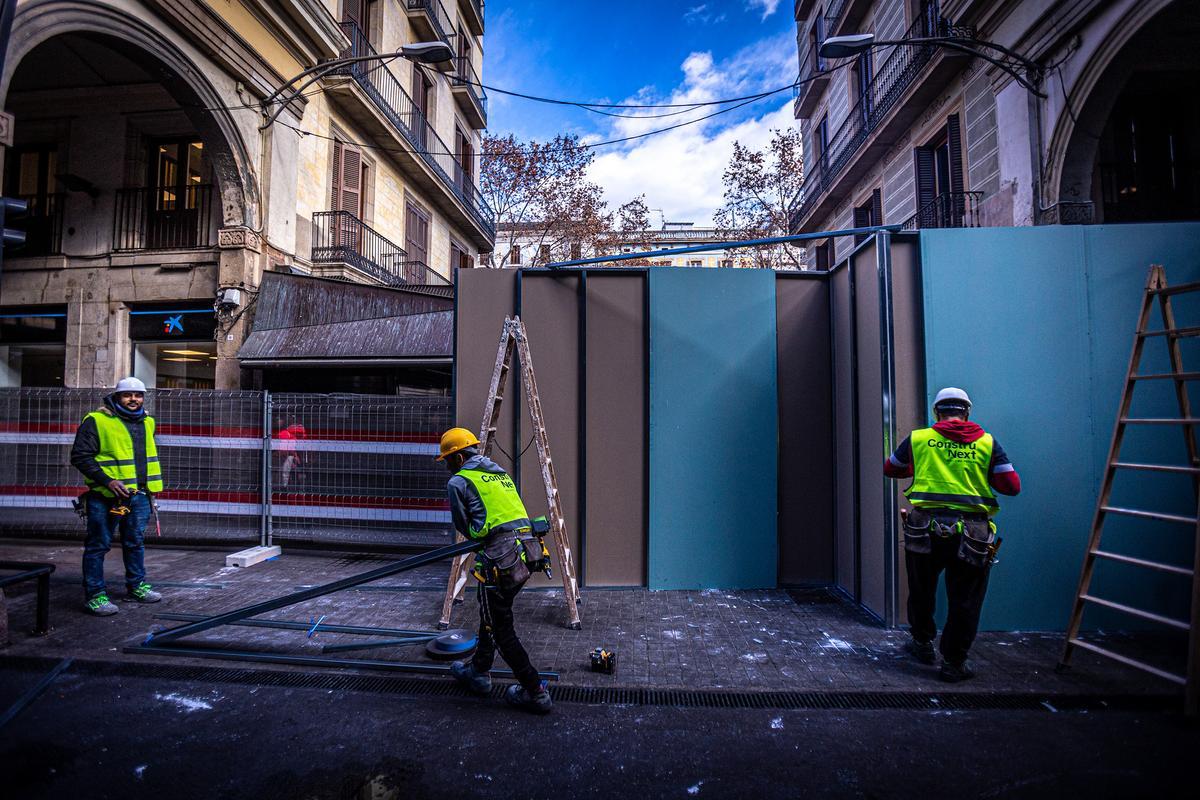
[328,21,495,248]
[13,193,64,256]
[901,192,982,230]
[793,40,828,118]
[406,0,455,70]
[789,3,973,232]
[113,184,216,251]
[794,0,817,21]
[311,210,450,287]
[451,56,487,129]
[458,0,484,36]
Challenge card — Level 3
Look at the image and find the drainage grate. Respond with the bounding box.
[0,656,1178,712]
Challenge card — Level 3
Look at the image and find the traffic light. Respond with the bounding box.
[0,195,27,248]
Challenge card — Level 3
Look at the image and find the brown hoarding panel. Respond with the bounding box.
[831,265,857,596]
[584,274,647,586]
[889,236,925,624]
[776,277,834,585]
[852,241,886,619]
[518,274,582,585]
[455,269,517,473]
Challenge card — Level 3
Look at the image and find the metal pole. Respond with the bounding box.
[34,570,50,635]
[260,390,272,547]
[147,537,484,644]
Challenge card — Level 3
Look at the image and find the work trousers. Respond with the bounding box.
[472,583,541,694]
[905,532,992,665]
[82,492,151,599]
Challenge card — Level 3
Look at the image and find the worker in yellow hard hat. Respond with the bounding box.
[437,427,552,714]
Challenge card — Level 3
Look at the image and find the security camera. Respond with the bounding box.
[215,287,242,310]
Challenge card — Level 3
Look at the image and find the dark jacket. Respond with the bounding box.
[70,397,152,491]
[447,454,531,563]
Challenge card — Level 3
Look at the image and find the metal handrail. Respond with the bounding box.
[452,56,488,118]
[901,191,982,230]
[397,259,451,286]
[113,184,215,251]
[334,21,495,239]
[13,193,64,256]
[406,0,455,44]
[789,1,971,226]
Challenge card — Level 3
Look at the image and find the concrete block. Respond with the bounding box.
[225,545,282,568]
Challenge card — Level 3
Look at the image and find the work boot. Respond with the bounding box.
[451,660,492,696]
[504,683,553,715]
[939,659,977,683]
[124,582,162,604]
[906,637,936,665]
[85,593,119,616]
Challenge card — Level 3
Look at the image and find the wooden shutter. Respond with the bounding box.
[333,142,362,217]
[914,147,936,216]
[405,202,430,266]
[871,189,883,226]
[343,0,364,29]
[947,114,964,195]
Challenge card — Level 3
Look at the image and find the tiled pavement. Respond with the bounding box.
[0,541,1181,697]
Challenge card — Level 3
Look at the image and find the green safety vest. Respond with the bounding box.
[456,467,528,539]
[83,410,164,497]
[904,427,998,516]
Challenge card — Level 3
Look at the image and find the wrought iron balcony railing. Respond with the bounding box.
[113,184,215,251]
[451,55,488,126]
[335,21,495,240]
[406,0,455,46]
[1038,201,1095,225]
[397,259,451,286]
[13,193,64,256]
[789,1,971,228]
[901,191,982,230]
[312,210,449,287]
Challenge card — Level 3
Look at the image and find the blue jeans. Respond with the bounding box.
[82,492,151,599]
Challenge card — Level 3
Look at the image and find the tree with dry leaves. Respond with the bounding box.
[714,128,805,269]
[481,133,611,268]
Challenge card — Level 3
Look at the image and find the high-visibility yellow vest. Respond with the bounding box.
[83,410,164,497]
[456,467,528,539]
[905,427,998,516]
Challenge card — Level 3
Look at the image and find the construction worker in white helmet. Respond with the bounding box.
[885,387,1021,682]
[437,427,552,714]
[69,377,165,616]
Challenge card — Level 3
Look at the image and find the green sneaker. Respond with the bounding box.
[86,593,119,616]
[125,582,162,604]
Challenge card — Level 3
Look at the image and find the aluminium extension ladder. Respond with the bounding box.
[1059,265,1200,715]
[438,316,582,630]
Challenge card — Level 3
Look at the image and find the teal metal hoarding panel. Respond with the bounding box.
[919,223,1200,630]
[648,268,779,589]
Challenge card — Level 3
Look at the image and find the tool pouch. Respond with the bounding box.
[956,518,997,568]
[479,536,530,592]
[901,507,933,554]
[518,534,550,574]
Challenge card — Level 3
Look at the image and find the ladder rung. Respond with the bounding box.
[1067,638,1187,685]
[1090,549,1194,577]
[1140,325,1200,338]
[1113,461,1200,475]
[1129,373,1200,381]
[1100,505,1198,525]
[1154,280,1200,296]
[1079,594,1190,630]
[1120,418,1200,424]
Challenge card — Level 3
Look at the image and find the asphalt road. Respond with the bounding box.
[1,665,1197,799]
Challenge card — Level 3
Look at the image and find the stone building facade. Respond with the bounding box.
[789,0,1199,267]
[0,0,490,389]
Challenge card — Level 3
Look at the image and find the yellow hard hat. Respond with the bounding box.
[436,427,481,461]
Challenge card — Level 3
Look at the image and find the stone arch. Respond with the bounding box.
[1,0,259,228]
[1046,0,1189,210]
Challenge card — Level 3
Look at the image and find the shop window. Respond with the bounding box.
[129,305,217,389]
[0,307,67,387]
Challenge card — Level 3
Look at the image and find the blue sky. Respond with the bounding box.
[484,1,802,225]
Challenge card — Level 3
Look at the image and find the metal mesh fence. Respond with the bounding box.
[0,388,452,550]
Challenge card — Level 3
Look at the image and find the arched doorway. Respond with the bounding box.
[1054,0,1200,224]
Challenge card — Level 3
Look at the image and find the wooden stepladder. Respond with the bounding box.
[438,316,582,630]
[1059,265,1200,715]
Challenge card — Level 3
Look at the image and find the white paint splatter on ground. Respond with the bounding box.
[700,589,720,597]
[663,630,684,640]
[819,634,855,652]
[687,780,704,794]
[154,693,213,712]
[661,615,685,620]
[134,765,147,780]
[770,718,784,730]
[474,774,493,782]
[740,653,769,663]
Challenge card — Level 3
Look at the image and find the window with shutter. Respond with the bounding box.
[913,147,936,224]
[405,199,431,269]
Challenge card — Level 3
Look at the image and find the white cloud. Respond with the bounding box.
[684,4,727,25]
[585,33,800,225]
[746,0,782,20]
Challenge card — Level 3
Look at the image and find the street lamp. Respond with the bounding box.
[819,33,1045,97]
[260,41,455,129]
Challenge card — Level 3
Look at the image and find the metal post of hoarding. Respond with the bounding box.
[260,390,273,547]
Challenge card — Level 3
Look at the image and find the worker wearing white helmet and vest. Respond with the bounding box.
[69,377,164,616]
[885,387,1021,682]
[437,427,553,714]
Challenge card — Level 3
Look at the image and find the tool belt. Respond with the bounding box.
[902,508,998,568]
[473,521,552,591]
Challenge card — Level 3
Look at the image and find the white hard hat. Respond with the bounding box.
[114,377,147,393]
[933,386,971,410]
